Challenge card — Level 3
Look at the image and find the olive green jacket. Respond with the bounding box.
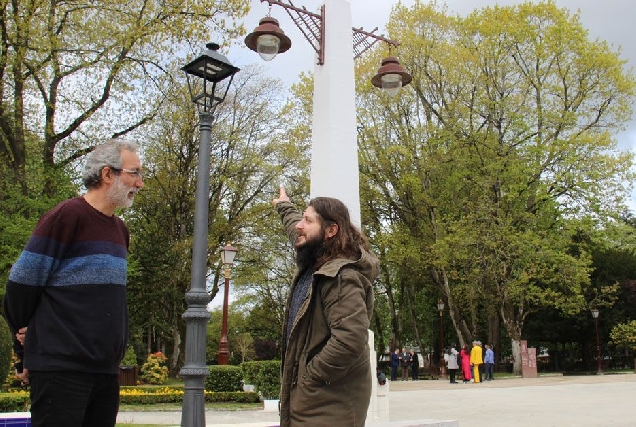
[276,202,379,427]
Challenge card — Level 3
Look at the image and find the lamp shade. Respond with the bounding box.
[182,43,240,83]
[591,308,599,319]
[371,56,412,96]
[437,298,445,311]
[181,43,240,112]
[245,17,292,61]
[220,244,238,265]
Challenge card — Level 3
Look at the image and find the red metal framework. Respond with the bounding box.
[259,0,400,65]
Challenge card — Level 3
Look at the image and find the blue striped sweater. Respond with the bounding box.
[3,197,129,374]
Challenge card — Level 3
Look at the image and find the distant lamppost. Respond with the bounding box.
[180,43,239,427]
[438,298,445,378]
[245,0,411,226]
[218,244,238,365]
[591,308,603,375]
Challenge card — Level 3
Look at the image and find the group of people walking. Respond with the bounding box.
[445,341,495,384]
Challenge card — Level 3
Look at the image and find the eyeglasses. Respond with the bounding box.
[110,167,143,180]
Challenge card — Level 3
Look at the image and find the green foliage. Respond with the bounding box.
[0,321,13,390]
[121,345,138,367]
[610,320,636,350]
[354,0,636,372]
[242,360,281,400]
[140,352,169,385]
[0,392,29,412]
[205,365,243,392]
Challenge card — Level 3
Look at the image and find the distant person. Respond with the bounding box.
[410,349,419,380]
[273,186,379,426]
[470,340,484,383]
[391,349,400,381]
[460,344,472,383]
[3,139,144,427]
[484,344,495,381]
[400,347,411,381]
[444,345,460,384]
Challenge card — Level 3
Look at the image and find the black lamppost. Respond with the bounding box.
[218,244,238,365]
[438,298,445,378]
[591,308,603,375]
[180,43,239,427]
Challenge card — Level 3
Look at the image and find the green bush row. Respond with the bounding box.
[119,390,259,405]
[0,393,29,412]
[0,390,260,411]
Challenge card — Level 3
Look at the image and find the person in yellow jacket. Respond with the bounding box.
[470,340,484,383]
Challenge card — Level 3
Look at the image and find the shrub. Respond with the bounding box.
[205,365,242,392]
[241,360,281,400]
[118,387,259,404]
[0,321,13,389]
[120,345,138,367]
[140,352,169,385]
[0,390,29,412]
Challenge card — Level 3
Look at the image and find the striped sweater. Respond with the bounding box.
[3,197,129,374]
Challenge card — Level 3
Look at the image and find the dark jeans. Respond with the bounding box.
[391,365,398,381]
[29,371,120,427]
[484,363,494,380]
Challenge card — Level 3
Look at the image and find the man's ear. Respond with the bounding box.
[101,166,114,184]
[325,223,338,239]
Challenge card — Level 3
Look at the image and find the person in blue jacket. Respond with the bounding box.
[391,348,400,381]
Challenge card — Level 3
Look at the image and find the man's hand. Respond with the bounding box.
[16,327,27,345]
[17,368,29,386]
[273,185,290,206]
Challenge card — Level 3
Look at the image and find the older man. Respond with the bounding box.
[4,139,144,427]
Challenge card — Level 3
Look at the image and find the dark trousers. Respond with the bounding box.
[30,371,120,427]
[449,368,457,383]
[401,365,409,380]
[484,363,494,380]
[391,365,398,381]
[411,365,419,380]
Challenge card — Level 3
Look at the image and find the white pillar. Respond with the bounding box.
[310,0,361,227]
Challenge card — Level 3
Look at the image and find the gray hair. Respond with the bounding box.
[82,139,140,189]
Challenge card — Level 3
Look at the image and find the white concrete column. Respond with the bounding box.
[310,0,361,227]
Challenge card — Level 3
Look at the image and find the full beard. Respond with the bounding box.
[107,178,136,208]
[295,232,324,272]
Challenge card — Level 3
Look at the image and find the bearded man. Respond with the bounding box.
[4,139,144,427]
[273,186,379,427]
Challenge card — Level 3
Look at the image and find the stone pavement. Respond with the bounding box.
[116,373,636,426]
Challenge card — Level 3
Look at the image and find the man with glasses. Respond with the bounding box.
[3,139,143,427]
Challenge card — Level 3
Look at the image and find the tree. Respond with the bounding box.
[0,0,249,194]
[355,1,635,373]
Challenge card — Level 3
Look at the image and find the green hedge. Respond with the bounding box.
[241,360,281,400]
[0,389,260,410]
[205,365,243,392]
[0,321,13,388]
[0,393,29,412]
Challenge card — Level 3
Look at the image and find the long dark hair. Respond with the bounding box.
[309,197,369,267]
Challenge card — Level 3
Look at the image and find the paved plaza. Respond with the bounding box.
[116,373,636,426]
